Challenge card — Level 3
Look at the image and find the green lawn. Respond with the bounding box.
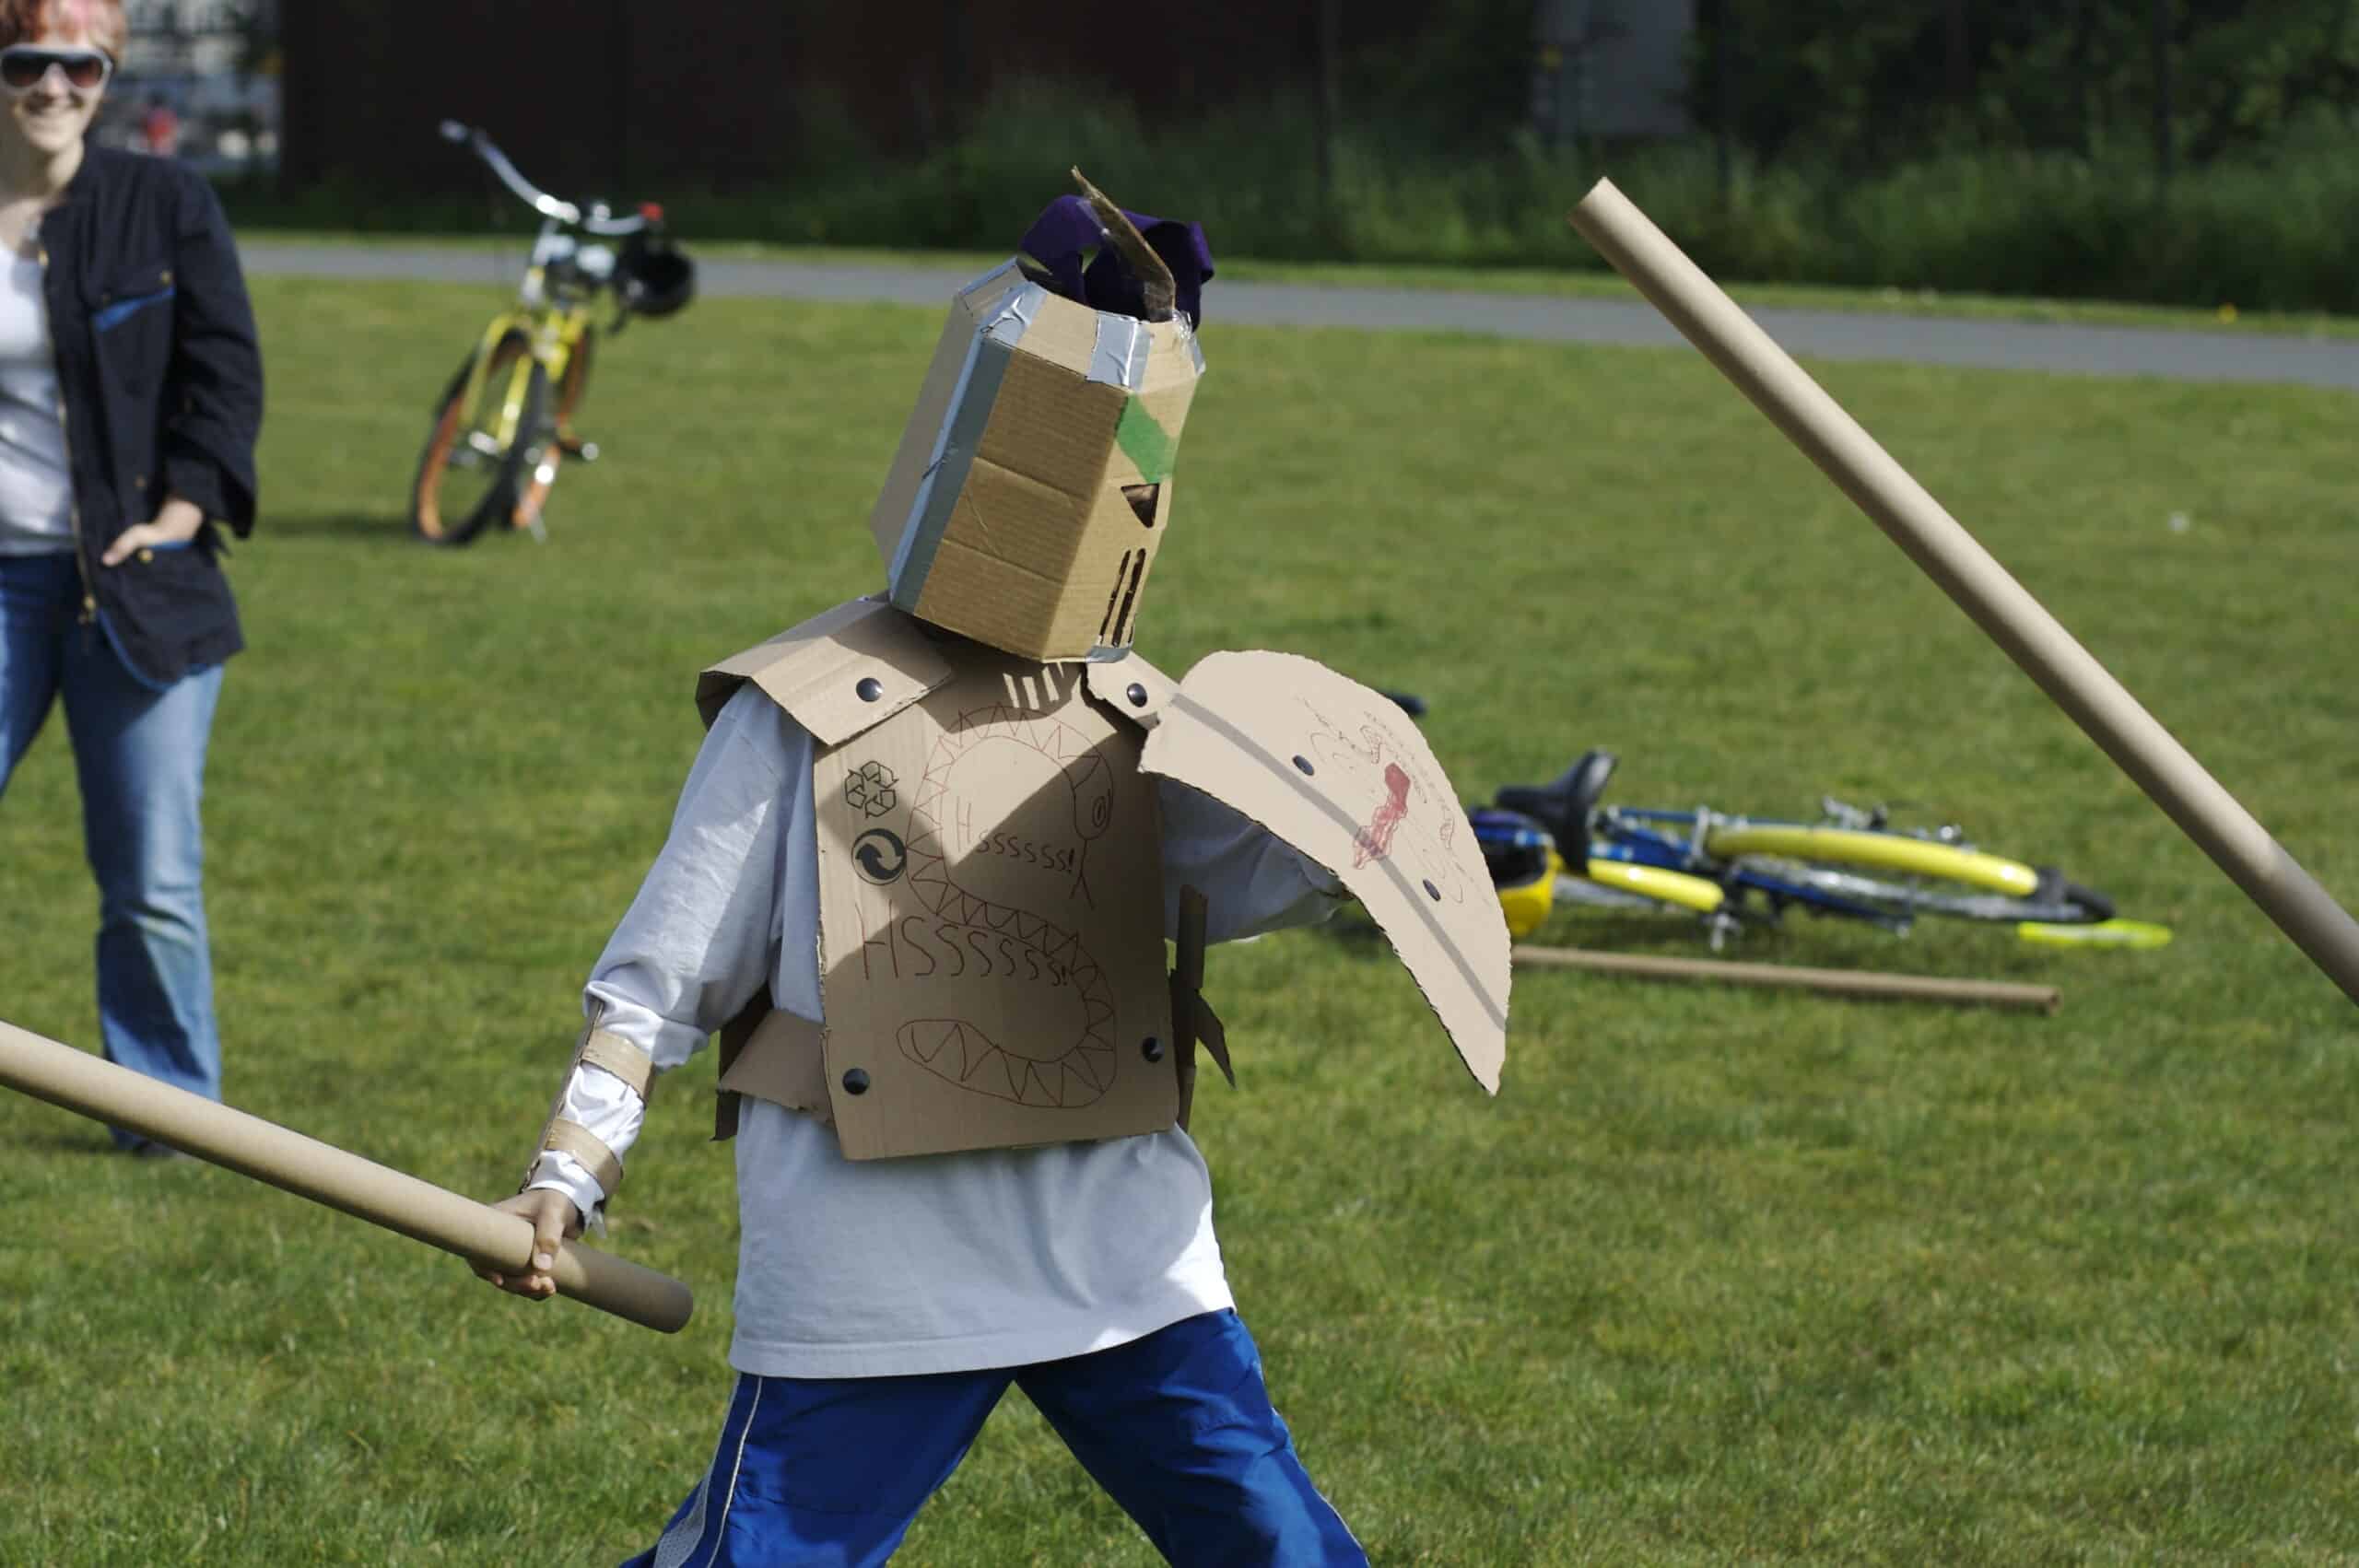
[0,272,2353,1565]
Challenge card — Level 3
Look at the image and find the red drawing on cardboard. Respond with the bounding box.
[1355,762,1413,866]
[893,703,1123,1109]
[1307,705,1467,907]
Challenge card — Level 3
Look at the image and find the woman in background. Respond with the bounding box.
[0,0,263,1151]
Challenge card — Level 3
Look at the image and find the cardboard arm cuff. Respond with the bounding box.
[580,1028,656,1100]
[517,1020,656,1195]
[538,1118,624,1199]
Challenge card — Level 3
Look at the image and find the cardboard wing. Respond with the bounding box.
[1132,651,1509,1092]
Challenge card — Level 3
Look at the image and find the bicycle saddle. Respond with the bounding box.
[1495,749,1618,859]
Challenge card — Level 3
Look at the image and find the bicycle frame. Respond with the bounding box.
[1478,741,2148,950]
[422,121,663,539]
[448,295,592,470]
[1589,813,1912,930]
[445,211,619,454]
[1485,781,2051,942]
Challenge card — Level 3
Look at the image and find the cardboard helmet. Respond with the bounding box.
[868,174,1214,662]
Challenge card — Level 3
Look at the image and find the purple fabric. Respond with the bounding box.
[1016,194,1215,327]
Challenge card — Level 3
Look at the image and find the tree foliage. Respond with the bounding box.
[1695,0,2359,170]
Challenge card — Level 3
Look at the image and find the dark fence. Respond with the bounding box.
[279,0,1438,193]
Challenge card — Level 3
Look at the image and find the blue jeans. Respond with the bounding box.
[0,551,224,1132]
[625,1308,1367,1567]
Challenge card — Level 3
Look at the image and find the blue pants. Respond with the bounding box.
[625,1308,1367,1567]
[0,552,224,1129]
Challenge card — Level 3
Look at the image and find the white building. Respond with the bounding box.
[119,0,275,76]
[104,0,280,170]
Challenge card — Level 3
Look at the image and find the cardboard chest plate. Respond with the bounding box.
[813,650,1176,1159]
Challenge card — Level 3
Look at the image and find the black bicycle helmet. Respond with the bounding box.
[619,234,696,318]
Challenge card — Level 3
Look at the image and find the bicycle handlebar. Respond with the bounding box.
[439,120,656,238]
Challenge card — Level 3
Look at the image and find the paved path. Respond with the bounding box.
[241,241,2359,392]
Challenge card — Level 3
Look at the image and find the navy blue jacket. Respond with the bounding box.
[40,146,264,685]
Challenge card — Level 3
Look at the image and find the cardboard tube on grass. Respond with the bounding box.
[1567,179,2359,1007]
[1515,945,2060,1012]
[0,1017,693,1334]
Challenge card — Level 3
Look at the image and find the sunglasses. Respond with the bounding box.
[0,45,112,93]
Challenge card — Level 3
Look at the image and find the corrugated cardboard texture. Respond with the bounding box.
[718,1006,834,1127]
[698,598,956,743]
[812,647,1176,1159]
[1140,651,1510,1093]
[870,271,1205,661]
[868,263,1026,573]
[1083,649,1180,724]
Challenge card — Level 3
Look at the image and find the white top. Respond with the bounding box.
[529,680,1345,1377]
[0,251,72,556]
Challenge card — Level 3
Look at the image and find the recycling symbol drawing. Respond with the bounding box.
[853,828,908,884]
[844,760,898,818]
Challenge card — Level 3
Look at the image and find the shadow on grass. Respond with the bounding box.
[8,1127,124,1156]
[1323,905,1720,959]
[264,512,432,544]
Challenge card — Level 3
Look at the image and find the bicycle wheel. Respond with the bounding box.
[1708,823,2115,925]
[412,333,548,545]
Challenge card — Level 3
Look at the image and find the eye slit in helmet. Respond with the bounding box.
[1098,551,1137,644]
[1121,483,1160,527]
[1109,551,1148,645]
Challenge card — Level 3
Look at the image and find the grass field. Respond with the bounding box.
[0,271,2353,1564]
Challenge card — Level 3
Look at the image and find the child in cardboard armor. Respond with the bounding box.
[481,178,1509,1567]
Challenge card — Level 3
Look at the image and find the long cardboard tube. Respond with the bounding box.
[1567,180,2359,1006]
[0,1018,694,1334]
[1514,945,2060,1012]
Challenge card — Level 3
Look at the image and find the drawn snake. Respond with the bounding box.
[893,699,1125,1109]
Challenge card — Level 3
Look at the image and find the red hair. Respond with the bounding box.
[0,0,128,55]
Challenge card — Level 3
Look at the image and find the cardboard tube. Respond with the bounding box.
[1514,945,2060,1012]
[0,1018,693,1334]
[1567,180,2359,1006]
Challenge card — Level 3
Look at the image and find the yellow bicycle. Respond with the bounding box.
[411,122,695,546]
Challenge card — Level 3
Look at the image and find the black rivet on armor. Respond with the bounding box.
[1141,1037,1165,1062]
[1293,755,1315,776]
[1423,880,1441,901]
[855,677,884,702]
[1126,682,1147,708]
[842,1069,871,1094]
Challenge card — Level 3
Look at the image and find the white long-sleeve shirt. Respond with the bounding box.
[0,252,74,555]
[528,679,1344,1377]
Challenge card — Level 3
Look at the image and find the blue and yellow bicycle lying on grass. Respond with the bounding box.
[1476,748,2171,952]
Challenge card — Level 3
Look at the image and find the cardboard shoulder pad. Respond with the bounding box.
[698,598,956,748]
[1137,649,1509,1094]
[1083,649,1181,731]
